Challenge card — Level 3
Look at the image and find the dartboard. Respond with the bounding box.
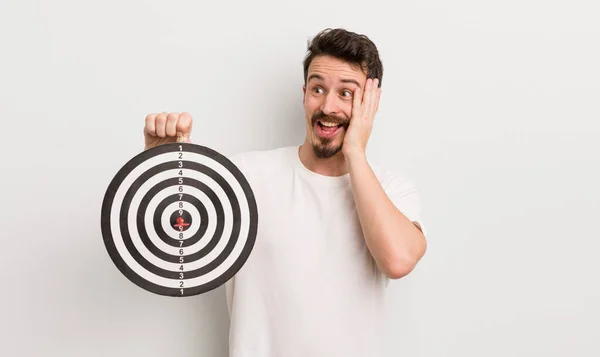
[101,143,258,297]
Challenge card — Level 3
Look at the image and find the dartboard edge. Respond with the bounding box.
[100,143,258,297]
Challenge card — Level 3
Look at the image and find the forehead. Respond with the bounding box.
[307,55,366,86]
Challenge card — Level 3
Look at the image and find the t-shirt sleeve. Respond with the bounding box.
[380,170,427,237]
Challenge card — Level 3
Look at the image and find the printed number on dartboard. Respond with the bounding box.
[178,144,185,295]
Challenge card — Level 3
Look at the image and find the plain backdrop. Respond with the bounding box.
[1,0,599,356]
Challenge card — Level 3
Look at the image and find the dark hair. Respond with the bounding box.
[303,28,383,87]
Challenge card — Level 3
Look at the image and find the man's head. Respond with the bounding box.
[302,28,383,159]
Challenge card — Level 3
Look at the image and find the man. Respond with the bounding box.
[143,28,427,357]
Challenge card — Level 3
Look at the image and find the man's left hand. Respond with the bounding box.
[343,78,381,158]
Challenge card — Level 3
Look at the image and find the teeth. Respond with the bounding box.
[320,121,338,127]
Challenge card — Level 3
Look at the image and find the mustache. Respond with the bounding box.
[311,111,350,128]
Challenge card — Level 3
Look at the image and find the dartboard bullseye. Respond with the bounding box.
[172,214,192,231]
[101,143,258,297]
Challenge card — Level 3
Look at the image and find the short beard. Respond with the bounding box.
[312,138,342,158]
[310,111,349,159]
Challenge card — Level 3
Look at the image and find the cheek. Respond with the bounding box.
[304,95,318,108]
[304,99,319,116]
[342,104,353,119]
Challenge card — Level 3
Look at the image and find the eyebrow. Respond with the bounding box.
[307,74,360,87]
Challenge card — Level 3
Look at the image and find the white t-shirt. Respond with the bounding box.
[225,145,425,357]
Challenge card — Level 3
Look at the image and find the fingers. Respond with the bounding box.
[365,78,380,122]
[144,113,157,136]
[365,79,374,118]
[166,112,180,137]
[144,112,193,146]
[155,112,168,137]
[357,78,372,121]
[375,85,381,113]
[352,85,363,118]
[176,112,193,141]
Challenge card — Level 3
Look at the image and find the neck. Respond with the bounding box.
[298,141,349,177]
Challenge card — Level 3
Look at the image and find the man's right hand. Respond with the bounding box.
[144,112,193,150]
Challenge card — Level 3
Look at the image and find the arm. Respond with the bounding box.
[343,78,427,279]
[347,151,427,279]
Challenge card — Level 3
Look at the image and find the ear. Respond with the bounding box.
[302,84,306,102]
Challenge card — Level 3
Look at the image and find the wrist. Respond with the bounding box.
[344,148,368,168]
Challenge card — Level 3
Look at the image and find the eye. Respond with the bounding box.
[312,87,324,94]
[341,90,353,98]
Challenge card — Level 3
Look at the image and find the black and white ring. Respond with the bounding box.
[101,143,258,297]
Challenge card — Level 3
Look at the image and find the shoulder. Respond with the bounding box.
[371,162,419,196]
[370,162,426,233]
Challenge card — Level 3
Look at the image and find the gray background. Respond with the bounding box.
[1,0,598,356]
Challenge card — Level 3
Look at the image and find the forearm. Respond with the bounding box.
[347,152,427,279]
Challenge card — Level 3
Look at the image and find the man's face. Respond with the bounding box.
[302,55,367,158]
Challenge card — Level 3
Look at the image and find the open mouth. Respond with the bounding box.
[315,120,344,138]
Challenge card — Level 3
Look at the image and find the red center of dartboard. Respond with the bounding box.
[173,217,190,229]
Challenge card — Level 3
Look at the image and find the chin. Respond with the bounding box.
[311,138,344,159]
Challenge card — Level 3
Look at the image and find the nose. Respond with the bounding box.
[320,92,340,115]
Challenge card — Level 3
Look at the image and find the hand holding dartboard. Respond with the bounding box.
[143,112,193,149]
[101,113,258,297]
